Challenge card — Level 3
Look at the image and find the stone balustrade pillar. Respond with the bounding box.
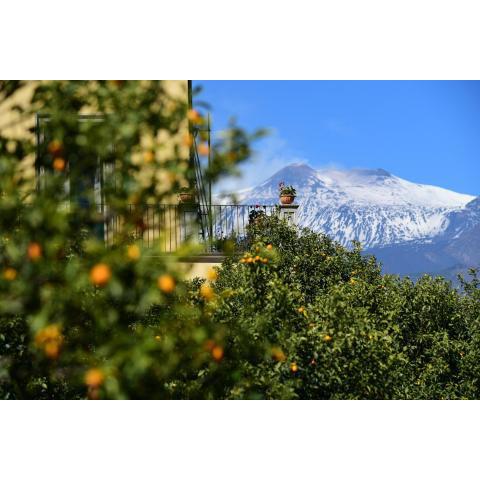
[279,204,299,226]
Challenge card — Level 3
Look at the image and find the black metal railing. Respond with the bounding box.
[208,204,278,248]
[101,204,279,253]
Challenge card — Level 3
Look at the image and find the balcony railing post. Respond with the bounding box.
[278,204,299,226]
[179,203,200,245]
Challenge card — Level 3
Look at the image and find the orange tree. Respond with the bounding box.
[0,80,265,399]
[176,216,480,399]
[1,82,479,400]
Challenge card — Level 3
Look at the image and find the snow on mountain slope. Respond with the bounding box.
[227,163,475,248]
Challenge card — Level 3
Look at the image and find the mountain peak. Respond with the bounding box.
[252,163,473,209]
[236,162,475,249]
[259,162,322,188]
[276,162,316,173]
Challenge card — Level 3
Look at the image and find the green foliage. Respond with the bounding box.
[0,80,262,399]
[1,81,479,399]
[278,181,296,196]
[176,216,480,399]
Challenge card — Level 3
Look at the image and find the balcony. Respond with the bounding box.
[34,114,298,261]
[99,203,296,255]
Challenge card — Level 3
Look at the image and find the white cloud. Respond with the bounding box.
[213,131,308,195]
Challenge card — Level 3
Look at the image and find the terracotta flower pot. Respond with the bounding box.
[179,193,195,203]
[280,194,295,205]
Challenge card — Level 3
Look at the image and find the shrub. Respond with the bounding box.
[0,81,263,399]
[178,216,480,399]
[1,82,479,399]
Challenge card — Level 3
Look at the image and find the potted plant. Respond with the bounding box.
[178,187,195,204]
[278,182,296,205]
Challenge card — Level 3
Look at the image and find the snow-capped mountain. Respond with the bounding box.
[232,163,475,249]
[365,195,480,278]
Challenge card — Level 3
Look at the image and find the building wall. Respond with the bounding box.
[178,259,224,280]
[0,80,190,193]
[1,80,216,279]
[0,82,39,188]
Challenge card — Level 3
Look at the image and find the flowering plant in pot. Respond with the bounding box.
[248,205,266,224]
[278,182,296,205]
[178,186,195,204]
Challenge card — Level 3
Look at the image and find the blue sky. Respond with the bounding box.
[193,81,480,195]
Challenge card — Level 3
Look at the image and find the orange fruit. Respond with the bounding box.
[323,335,332,342]
[3,268,17,281]
[53,157,66,171]
[143,150,155,163]
[298,306,305,314]
[158,274,175,293]
[34,324,61,346]
[187,109,201,124]
[27,242,42,261]
[266,244,273,250]
[127,244,141,260]
[34,324,62,359]
[89,263,111,286]
[206,267,218,282]
[154,335,161,342]
[200,284,214,301]
[182,133,194,148]
[211,346,224,362]
[290,362,298,373]
[84,368,105,388]
[271,347,286,362]
[44,342,60,359]
[47,140,63,156]
[197,143,209,156]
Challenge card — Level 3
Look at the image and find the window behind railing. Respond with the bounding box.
[36,113,114,240]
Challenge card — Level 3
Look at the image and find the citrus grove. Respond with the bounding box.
[1,81,479,399]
